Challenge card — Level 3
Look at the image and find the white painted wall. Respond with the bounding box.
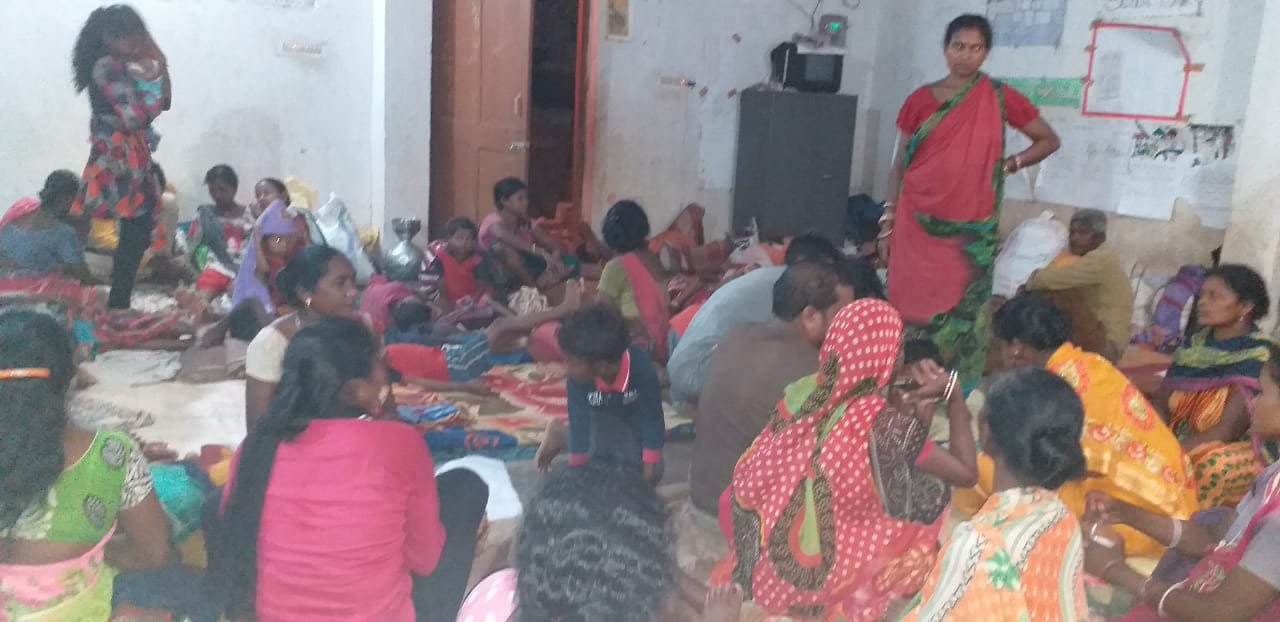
[1222,0,1280,330]
[0,0,402,229]
[379,0,434,237]
[587,0,884,237]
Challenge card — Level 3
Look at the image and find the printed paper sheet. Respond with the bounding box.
[986,0,1068,48]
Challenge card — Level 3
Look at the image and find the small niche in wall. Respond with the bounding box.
[607,0,629,39]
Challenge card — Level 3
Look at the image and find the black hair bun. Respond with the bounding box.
[1026,427,1086,490]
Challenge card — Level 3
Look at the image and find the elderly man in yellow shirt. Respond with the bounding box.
[1025,209,1134,361]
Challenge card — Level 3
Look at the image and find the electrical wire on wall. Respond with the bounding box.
[768,0,861,90]
[789,0,862,31]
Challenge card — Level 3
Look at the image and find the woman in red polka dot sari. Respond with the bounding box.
[719,299,944,621]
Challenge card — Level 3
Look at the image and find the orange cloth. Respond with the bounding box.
[902,488,1086,622]
[670,302,702,337]
[958,344,1199,556]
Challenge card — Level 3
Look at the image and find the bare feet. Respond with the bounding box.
[702,584,744,622]
[142,442,180,463]
[535,418,568,472]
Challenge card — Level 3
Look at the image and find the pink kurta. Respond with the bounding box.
[224,419,445,622]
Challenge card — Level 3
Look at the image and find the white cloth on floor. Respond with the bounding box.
[132,291,179,314]
[82,350,181,386]
[436,456,523,521]
[68,392,155,432]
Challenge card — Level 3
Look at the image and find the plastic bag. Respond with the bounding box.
[311,193,377,284]
[728,218,779,267]
[992,211,1067,298]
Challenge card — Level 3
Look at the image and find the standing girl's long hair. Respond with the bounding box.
[72,4,149,93]
[210,317,380,618]
[0,310,77,545]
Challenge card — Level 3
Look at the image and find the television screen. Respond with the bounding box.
[805,54,838,81]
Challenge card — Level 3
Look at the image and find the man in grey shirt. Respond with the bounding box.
[667,235,844,405]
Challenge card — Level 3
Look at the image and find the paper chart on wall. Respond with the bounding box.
[1006,111,1237,228]
[986,0,1068,48]
[1002,77,1084,108]
[1116,159,1180,220]
[1084,26,1188,120]
[1032,114,1132,211]
[1100,0,1201,18]
[1177,124,1237,228]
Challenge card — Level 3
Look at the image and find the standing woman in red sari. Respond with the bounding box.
[71,5,171,310]
[883,14,1059,389]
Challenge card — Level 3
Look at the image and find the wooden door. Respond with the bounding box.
[431,0,534,236]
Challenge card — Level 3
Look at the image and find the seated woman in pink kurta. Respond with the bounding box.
[214,317,488,622]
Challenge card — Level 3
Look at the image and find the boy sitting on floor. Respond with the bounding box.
[535,304,666,485]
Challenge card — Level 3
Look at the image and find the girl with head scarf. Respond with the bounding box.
[232,201,302,316]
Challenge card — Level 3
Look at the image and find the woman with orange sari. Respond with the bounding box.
[971,294,1200,557]
[884,14,1060,388]
[596,201,672,363]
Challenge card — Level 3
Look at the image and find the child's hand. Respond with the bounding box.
[535,419,568,473]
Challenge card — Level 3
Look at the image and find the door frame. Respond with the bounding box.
[571,0,599,226]
[429,0,600,231]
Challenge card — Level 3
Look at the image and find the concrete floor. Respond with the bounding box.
[505,439,695,504]
[79,372,697,506]
[82,373,723,580]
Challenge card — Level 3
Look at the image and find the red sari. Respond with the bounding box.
[618,252,671,363]
[719,300,940,621]
[888,74,1039,387]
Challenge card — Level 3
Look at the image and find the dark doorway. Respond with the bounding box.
[527,0,581,219]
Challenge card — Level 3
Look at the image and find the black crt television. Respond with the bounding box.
[771,42,843,94]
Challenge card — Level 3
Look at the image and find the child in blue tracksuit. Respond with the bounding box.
[535,304,666,484]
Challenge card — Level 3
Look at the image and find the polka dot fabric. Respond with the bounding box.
[455,568,518,622]
[724,300,942,621]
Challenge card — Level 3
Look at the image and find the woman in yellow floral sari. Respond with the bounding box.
[961,294,1200,557]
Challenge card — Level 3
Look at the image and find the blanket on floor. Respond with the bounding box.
[394,363,694,462]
